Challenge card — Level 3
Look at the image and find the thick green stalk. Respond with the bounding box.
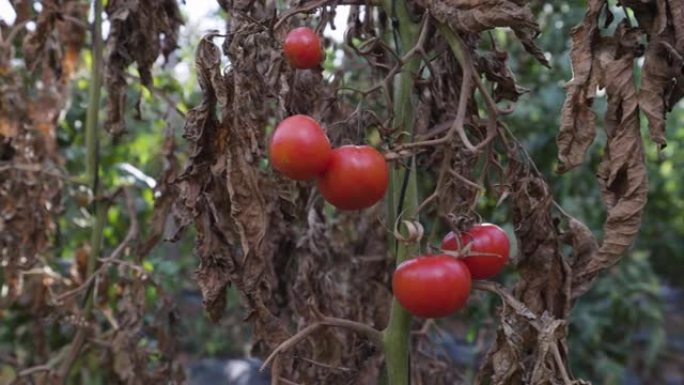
[84,0,105,310]
[57,0,104,382]
[381,1,421,385]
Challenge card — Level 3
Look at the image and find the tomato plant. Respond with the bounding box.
[269,115,332,180]
[283,27,323,69]
[392,255,472,318]
[441,223,510,280]
[316,145,389,210]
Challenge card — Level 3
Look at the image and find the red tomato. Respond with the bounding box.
[316,145,389,210]
[269,115,332,180]
[441,223,510,280]
[392,255,472,318]
[284,27,323,69]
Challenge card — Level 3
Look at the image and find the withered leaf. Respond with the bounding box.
[573,25,648,297]
[430,0,549,66]
[556,0,604,173]
[104,0,183,136]
[639,38,671,149]
[477,50,529,102]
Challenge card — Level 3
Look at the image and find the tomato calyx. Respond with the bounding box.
[441,223,511,280]
[439,247,507,260]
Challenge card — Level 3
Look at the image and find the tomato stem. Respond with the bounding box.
[57,0,105,382]
[381,0,421,384]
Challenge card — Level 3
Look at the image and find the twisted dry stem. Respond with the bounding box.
[260,316,383,371]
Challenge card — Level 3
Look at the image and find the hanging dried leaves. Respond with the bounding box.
[557,1,670,295]
[477,1,678,383]
[0,0,86,302]
[104,0,183,136]
[556,0,603,173]
[2,1,187,383]
[624,0,684,150]
[571,23,649,297]
[428,0,550,66]
[476,153,574,385]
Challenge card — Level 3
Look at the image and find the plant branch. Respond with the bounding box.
[52,188,139,304]
[472,281,537,322]
[381,1,422,385]
[260,317,383,371]
[56,0,104,382]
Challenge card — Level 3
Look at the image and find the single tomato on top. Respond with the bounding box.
[441,223,510,280]
[316,145,389,210]
[392,255,472,318]
[284,27,323,69]
[269,115,332,181]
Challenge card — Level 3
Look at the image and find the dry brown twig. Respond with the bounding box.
[273,0,379,32]
[52,187,140,304]
[260,316,383,371]
[400,22,513,154]
[472,280,537,322]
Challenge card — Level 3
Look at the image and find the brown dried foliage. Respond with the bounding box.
[477,2,675,384]
[1,0,86,304]
[428,0,550,66]
[2,1,186,384]
[171,1,394,381]
[2,0,679,384]
[104,0,182,136]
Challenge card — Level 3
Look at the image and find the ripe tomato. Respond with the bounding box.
[441,223,510,280]
[269,115,332,180]
[392,255,472,318]
[316,145,389,210]
[284,27,323,69]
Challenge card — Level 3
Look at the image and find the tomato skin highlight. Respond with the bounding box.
[316,145,389,210]
[283,27,323,69]
[269,115,332,181]
[392,255,472,318]
[441,223,510,280]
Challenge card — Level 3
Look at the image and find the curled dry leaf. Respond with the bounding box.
[428,0,550,66]
[558,216,598,271]
[624,0,684,150]
[174,34,233,322]
[639,37,672,149]
[572,25,648,296]
[556,0,604,173]
[477,50,529,102]
[104,0,183,136]
[173,18,293,364]
[477,155,574,385]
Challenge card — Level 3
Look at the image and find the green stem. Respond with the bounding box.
[57,0,104,382]
[381,1,421,385]
[83,0,105,311]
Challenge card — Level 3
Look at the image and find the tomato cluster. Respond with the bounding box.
[278,27,509,318]
[271,28,389,209]
[392,223,510,318]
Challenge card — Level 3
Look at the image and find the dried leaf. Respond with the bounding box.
[573,24,648,296]
[559,216,598,270]
[556,0,604,173]
[477,50,529,102]
[639,38,671,149]
[429,0,549,66]
[104,0,183,136]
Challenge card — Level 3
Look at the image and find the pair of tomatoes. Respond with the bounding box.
[269,115,389,210]
[392,223,510,318]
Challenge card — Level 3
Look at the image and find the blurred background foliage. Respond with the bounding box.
[0,0,682,384]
